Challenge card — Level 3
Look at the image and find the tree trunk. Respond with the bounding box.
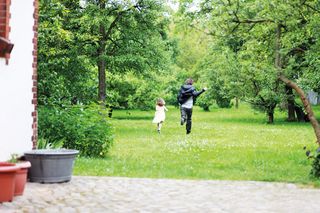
[275,23,320,144]
[97,0,107,103]
[268,112,274,124]
[294,104,307,122]
[286,85,296,121]
[235,97,239,109]
[279,75,320,144]
[108,107,113,118]
[275,24,282,70]
[98,52,106,102]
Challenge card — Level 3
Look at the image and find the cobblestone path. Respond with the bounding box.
[1,176,320,212]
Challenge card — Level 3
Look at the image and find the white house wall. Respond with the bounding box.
[0,0,35,161]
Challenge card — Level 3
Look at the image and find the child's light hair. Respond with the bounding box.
[156,98,165,106]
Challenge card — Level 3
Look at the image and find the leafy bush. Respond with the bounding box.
[304,146,320,179]
[310,153,320,178]
[38,104,113,157]
[197,91,214,111]
[107,73,161,110]
[37,138,64,149]
[216,96,233,108]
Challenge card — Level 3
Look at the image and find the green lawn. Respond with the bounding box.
[74,104,320,186]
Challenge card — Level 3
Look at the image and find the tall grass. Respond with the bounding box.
[74,104,320,185]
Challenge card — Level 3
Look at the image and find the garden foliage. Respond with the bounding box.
[310,153,320,179]
[38,104,113,157]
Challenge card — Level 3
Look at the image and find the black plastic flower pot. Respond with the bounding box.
[24,149,79,183]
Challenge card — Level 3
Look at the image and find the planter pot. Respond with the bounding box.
[14,161,31,196]
[24,149,79,183]
[0,162,19,203]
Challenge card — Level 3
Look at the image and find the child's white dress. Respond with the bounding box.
[152,105,167,123]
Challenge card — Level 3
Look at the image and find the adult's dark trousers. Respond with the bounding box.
[180,107,193,133]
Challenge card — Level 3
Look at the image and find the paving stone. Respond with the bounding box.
[1,176,320,212]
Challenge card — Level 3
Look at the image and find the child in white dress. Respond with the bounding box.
[152,98,168,133]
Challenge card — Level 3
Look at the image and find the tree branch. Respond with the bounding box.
[104,4,139,39]
[303,2,320,13]
[232,19,275,24]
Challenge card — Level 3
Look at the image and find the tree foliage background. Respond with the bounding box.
[177,0,320,122]
[38,0,174,108]
[37,0,320,155]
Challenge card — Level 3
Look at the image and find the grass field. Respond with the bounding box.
[74,104,320,186]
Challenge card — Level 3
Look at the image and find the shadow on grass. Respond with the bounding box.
[213,116,314,127]
[213,117,266,125]
[113,116,153,120]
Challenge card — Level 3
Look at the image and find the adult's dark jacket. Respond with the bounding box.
[177,85,205,105]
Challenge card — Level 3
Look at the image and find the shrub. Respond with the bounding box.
[38,104,113,157]
[216,96,233,108]
[37,138,64,149]
[310,153,320,178]
[304,146,320,179]
[197,92,213,111]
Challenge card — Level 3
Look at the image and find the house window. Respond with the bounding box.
[0,0,13,61]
